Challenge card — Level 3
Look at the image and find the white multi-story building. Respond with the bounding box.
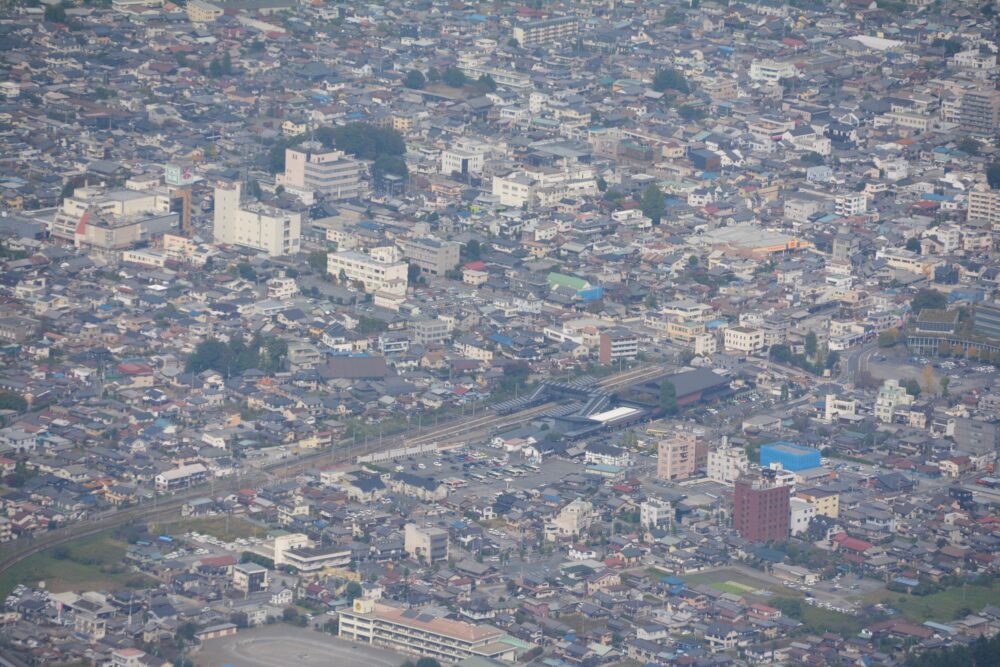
[640,498,673,529]
[441,148,485,177]
[835,194,868,217]
[512,16,578,47]
[749,59,797,84]
[706,444,748,485]
[279,142,364,201]
[875,378,914,423]
[327,250,408,295]
[789,497,816,536]
[213,182,301,256]
[724,326,765,354]
[491,165,597,209]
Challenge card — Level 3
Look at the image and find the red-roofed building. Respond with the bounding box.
[832,532,874,554]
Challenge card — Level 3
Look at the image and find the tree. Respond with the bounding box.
[0,392,27,412]
[904,378,921,397]
[770,344,792,363]
[911,288,946,313]
[940,376,950,397]
[678,105,707,122]
[652,67,690,94]
[905,237,921,252]
[659,380,678,415]
[230,612,249,629]
[403,69,426,89]
[308,250,328,274]
[442,67,467,88]
[371,154,408,180]
[407,263,423,284]
[209,59,223,77]
[641,185,665,224]
[345,581,363,602]
[237,262,256,281]
[176,622,197,642]
[957,137,981,155]
[804,332,818,359]
[878,329,900,348]
[44,3,67,22]
[282,607,299,623]
[415,659,442,667]
[921,364,937,394]
[427,67,441,83]
[988,163,1000,189]
[315,123,405,160]
[462,239,485,261]
[221,51,232,75]
[476,74,497,92]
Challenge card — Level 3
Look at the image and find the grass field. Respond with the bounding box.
[158,515,263,542]
[864,580,1000,623]
[683,568,799,599]
[800,605,865,635]
[0,531,156,599]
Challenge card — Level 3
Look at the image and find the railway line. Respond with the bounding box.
[0,362,671,587]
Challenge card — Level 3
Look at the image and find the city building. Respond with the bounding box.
[796,488,840,518]
[973,301,1000,340]
[657,431,698,481]
[957,86,1000,135]
[707,443,749,485]
[512,16,578,47]
[724,326,765,354]
[280,143,364,201]
[397,237,461,276]
[404,523,449,563]
[340,599,517,662]
[599,328,639,365]
[759,442,821,472]
[733,476,790,543]
[966,184,1000,227]
[545,499,593,541]
[953,417,1000,455]
[232,563,268,594]
[640,497,674,530]
[875,379,914,423]
[213,182,301,256]
[789,497,816,536]
[327,250,408,295]
[748,59,798,84]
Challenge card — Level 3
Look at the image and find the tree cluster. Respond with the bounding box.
[185,335,288,375]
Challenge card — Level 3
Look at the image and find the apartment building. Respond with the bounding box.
[327,250,408,295]
[834,194,868,217]
[706,443,748,485]
[958,86,1000,135]
[598,328,639,365]
[657,431,699,481]
[749,59,798,84]
[154,463,207,491]
[51,186,177,251]
[796,488,840,518]
[340,599,516,663]
[733,476,790,543]
[640,497,673,529]
[724,326,765,354]
[875,379,914,423]
[397,237,460,276]
[545,499,593,541]
[491,165,597,209]
[213,182,301,256]
[281,143,364,201]
[512,16,578,47]
[441,148,485,177]
[412,317,452,345]
[232,563,268,594]
[404,523,449,563]
[967,184,1000,227]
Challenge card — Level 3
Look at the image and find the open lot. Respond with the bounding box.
[195,625,406,667]
[0,530,156,598]
[863,579,1000,623]
[160,515,264,542]
[682,567,799,600]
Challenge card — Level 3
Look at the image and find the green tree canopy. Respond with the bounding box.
[403,70,426,89]
[442,67,467,87]
[652,67,690,94]
[659,380,678,415]
[641,185,666,224]
[911,288,946,313]
[315,123,406,161]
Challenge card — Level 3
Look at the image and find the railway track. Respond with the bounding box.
[0,362,671,581]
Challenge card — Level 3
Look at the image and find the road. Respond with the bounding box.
[840,341,878,383]
[0,362,669,590]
